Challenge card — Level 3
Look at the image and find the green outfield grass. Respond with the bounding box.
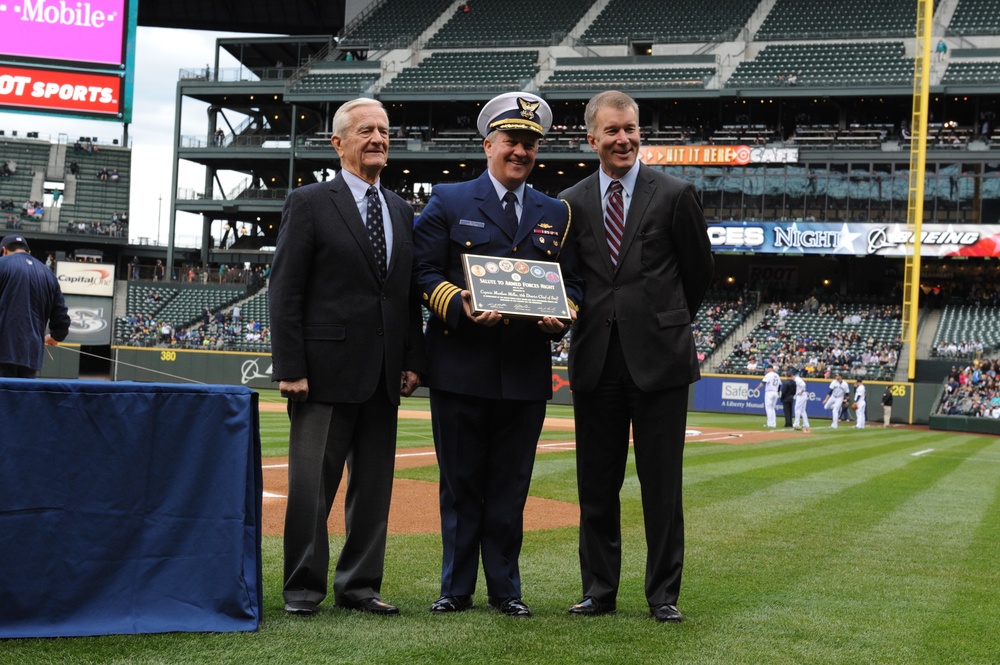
[6,404,999,664]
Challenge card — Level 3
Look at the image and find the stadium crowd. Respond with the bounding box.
[933,340,987,358]
[693,293,755,361]
[117,307,270,351]
[937,358,1000,418]
[714,297,902,378]
[551,290,755,368]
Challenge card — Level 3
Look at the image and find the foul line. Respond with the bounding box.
[912,448,935,457]
[686,431,749,442]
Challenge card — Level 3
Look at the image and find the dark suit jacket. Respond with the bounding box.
[560,163,713,393]
[413,171,583,401]
[780,378,796,402]
[269,173,425,404]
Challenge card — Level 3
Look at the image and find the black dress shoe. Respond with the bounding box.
[489,597,532,617]
[568,596,616,616]
[650,603,684,623]
[430,595,473,613]
[336,597,400,616]
[284,600,319,616]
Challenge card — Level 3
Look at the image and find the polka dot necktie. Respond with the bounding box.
[604,180,624,266]
[366,185,387,279]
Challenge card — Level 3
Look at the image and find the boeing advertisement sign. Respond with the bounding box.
[708,222,1000,257]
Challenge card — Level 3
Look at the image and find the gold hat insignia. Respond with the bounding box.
[518,97,540,120]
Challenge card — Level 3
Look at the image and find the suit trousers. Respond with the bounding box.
[282,376,398,606]
[782,399,794,427]
[572,326,688,607]
[430,389,546,600]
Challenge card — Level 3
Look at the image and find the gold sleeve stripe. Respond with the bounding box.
[567,298,579,312]
[435,285,461,319]
[429,282,461,319]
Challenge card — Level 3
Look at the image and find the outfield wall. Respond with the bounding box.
[692,374,943,426]
[39,343,81,379]
[929,414,1000,435]
[113,347,276,389]
[109,350,946,424]
[691,374,921,424]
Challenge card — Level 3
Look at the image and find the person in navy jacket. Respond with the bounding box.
[0,235,70,378]
[414,92,583,618]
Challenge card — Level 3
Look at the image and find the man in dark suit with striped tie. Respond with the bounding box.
[560,90,714,623]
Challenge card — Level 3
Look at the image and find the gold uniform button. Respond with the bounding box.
[465,241,472,247]
[512,246,518,252]
[547,250,552,256]
[503,318,510,325]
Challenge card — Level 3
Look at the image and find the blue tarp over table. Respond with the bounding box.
[0,379,263,637]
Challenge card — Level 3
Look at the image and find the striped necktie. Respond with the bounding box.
[604,180,624,266]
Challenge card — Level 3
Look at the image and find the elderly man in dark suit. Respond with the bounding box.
[413,92,583,618]
[560,90,714,623]
[269,98,426,617]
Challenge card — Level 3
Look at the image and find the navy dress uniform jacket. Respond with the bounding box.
[414,172,583,401]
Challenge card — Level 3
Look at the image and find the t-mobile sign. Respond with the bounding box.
[0,0,128,67]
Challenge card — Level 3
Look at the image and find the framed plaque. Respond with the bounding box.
[461,253,573,323]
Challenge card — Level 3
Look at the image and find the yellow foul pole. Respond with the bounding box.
[903,0,934,381]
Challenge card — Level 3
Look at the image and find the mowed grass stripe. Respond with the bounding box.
[681,429,929,511]
[685,426,917,479]
[924,442,1000,663]
[681,432,997,662]
[719,436,1000,663]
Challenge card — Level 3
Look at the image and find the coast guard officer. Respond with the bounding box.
[413,91,584,617]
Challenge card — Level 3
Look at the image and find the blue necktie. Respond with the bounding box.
[502,191,519,235]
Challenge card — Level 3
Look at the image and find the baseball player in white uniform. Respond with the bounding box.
[758,364,781,428]
[854,379,867,429]
[792,370,810,432]
[823,373,849,428]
